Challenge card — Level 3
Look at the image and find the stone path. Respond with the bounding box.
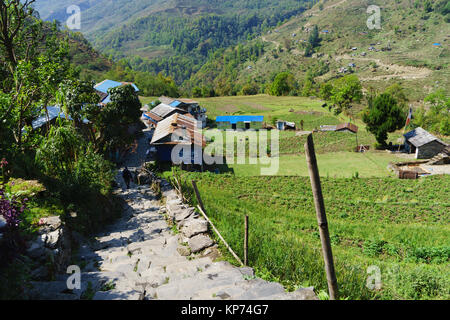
[27,129,317,300]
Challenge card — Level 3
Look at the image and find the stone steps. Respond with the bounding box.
[27,142,317,300]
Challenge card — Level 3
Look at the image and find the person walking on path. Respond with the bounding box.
[122,167,132,189]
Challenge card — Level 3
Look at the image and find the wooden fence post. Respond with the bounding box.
[192,180,205,212]
[244,215,249,266]
[304,134,339,300]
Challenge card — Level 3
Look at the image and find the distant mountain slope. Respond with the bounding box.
[34,0,314,83]
[188,0,449,100]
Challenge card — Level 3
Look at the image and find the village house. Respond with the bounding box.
[159,96,207,128]
[404,127,448,159]
[28,106,89,133]
[150,113,206,165]
[142,103,188,128]
[215,115,264,130]
[94,79,140,105]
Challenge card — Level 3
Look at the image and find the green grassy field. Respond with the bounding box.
[167,171,450,300]
[152,93,448,299]
[143,94,415,177]
[225,152,400,178]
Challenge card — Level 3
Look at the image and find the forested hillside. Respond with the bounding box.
[34,0,314,83]
[188,0,449,99]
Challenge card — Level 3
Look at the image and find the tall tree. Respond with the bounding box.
[330,75,363,117]
[362,93,405,146]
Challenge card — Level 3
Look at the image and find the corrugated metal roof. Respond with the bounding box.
[169,100,182,107]
[216,115,264,124]
[94,80,123,94]
[159,96,199,106]
[336,123,359,133]
[158,96,174,105]
[319,125,337,131]
[150,103,184,118]
[142,112,162,123]
[404,127,446,148]
[95,80,140,105]
[31,106,88,129]
[151,113,205,147]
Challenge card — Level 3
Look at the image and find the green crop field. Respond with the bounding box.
[154,94,448,299]
[166,171,450,300]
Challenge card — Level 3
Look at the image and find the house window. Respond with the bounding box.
[245,122,251,130]
[232,123,237,130]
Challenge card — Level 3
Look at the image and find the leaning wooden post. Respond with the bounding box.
[244,215,249,266]
[304,134,339,300]
[192,180,206,212]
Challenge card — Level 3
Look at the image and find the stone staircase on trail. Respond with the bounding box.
[27,176,317,300]
[26,128,317,300]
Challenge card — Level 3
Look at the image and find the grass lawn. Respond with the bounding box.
[225,152,402,178]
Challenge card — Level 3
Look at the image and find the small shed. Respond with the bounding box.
[216,115,264,130]
[276,120,296,131]
[404,127,448,159]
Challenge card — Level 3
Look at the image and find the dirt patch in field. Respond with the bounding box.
[221,104,239,113]
[295,110,324,116]
[244,103,270,111]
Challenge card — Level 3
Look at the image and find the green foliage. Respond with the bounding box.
[269,72,298,96]
[58,79,100,128]
[87,0,308,84]
[329,75,363,115]
[189,42,265,96]
[413,89,450,136]
[36,126,84,175]
[319,82,333,100]
[105,61,180,97]
[89,84,142,156]
[363,93,405,146]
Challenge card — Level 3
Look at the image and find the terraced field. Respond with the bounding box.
[169,172,450,300]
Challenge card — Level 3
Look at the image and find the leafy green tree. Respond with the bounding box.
[319,82,333,100]
[308,25,320,48]
[413,89,450,135]
[362,93,405,146]
[36,125,84,175]
[330,75,363,116]
[384,83,408,104]
[192,87,202,98]
[93,85,142,155]
[269,72,297,96]
[57,79,100,129]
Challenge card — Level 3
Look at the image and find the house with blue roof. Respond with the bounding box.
[23,106,89,133]
[159,96,207,128]
[95,79,139,105]
[215,115,264,130]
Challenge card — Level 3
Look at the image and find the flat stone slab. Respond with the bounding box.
[181,219,208,238]
[188,234,214,253]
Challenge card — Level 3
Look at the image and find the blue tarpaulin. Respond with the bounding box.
[215,115,264,124]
